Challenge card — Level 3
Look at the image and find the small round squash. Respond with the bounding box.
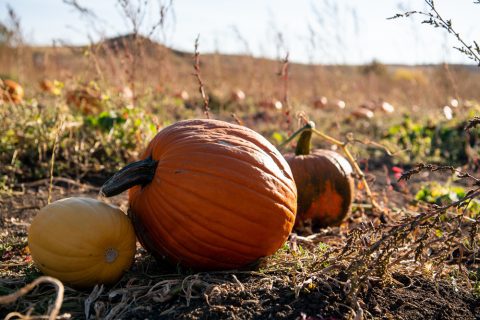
[101,119,297,270]
[28,197,136,288]
[285,122,354,229]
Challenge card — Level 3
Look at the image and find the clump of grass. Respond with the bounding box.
[0,94,160,185]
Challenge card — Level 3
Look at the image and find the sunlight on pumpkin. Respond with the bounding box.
[304,181,343,222]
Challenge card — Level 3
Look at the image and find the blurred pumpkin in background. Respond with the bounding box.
[1,79,24,104]
[66,82,104,114]
[39,79,63,96]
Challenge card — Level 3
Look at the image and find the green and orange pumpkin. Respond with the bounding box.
[285,122,354,229]
[101,119,297,270]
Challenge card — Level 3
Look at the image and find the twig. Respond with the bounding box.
[231,113,243,126]
[48,118,64,204]
[0,276,65,320]
[424,0,480,64]
[278,52,291,127]
[231,275,245,291]
[193,35,210,118]
[352,297,364,320]
[278,52,290,109]
[347,187,480,276]
[62,0,97,19]
[389,0,480,65]
[399,163,480,184]
[21,177,99,191]
[351,138,401,156]
[465,116,480,131]
[0,262,30,268]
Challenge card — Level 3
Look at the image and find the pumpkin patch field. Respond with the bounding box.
[1,2,480,319]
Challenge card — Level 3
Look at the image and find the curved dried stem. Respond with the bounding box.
[0,276,64,320]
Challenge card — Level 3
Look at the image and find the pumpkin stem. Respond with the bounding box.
[100,157,158,197]
[295,121,315,156]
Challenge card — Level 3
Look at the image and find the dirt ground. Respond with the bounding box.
[1,171,479,320]
[124,272,479,320]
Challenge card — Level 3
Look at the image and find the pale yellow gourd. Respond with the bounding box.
[28,197,136,287]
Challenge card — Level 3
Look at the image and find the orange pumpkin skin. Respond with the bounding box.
[285,149,354,229]
[127,119,297,270]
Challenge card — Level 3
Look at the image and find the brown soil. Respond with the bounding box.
[124,273,479,320]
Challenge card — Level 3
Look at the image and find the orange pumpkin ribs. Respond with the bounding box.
[101,119,297,270]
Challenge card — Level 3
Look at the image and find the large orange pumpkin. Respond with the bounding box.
[285,122,354,229]
[1,79,24,104]
[101,119,297,270]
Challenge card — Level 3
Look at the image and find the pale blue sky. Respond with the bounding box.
[1,0,479,65]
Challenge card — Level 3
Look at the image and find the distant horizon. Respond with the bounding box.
[1,0,479,66]
[19,32,477,68]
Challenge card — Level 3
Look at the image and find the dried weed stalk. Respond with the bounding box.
[0,276,65,320]
[281,119,480,318]
[193,35,210,118]
[47,117,65,204]
[277,52,291,128]
[64,0,174,103]
[334,163,480,315]
[389,0,480,65]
